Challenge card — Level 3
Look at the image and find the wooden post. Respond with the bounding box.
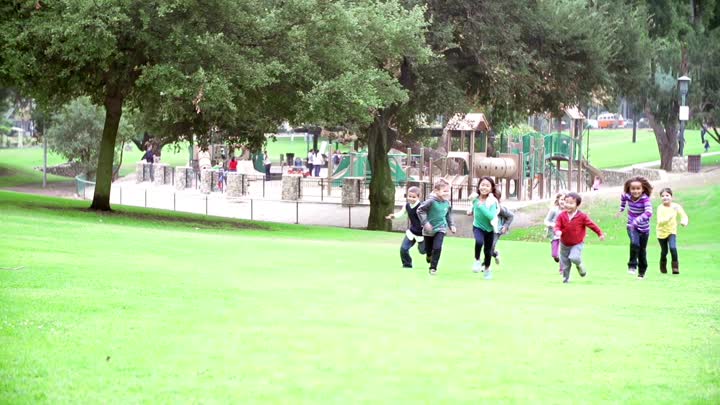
[577,127,584,193]
[429,157,434,185]
[419,147,425,181]
[460,131,466,152]
[406,147,412,185]
[327,144,334,196]
[528,143,534,200]
[468,130,476,195]
[556,160,560,193]
[568,140,574,192]
[518,152,524,200]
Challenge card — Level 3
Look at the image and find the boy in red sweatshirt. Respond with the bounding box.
[554,192,605,283]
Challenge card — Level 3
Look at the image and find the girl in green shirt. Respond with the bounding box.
[467,176,500,279]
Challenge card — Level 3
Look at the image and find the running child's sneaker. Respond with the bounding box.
[472,260,483,273]
[494,252,501,265]
[577,264,587,277]
[484,270,492,280]
[429,268,437,275]
[628,267,637,275]
[426,255,432,264]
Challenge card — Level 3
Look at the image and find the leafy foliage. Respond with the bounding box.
[45,97,134,176]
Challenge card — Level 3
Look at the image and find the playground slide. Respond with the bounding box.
[581,159,603,180]
[235,161,266,176]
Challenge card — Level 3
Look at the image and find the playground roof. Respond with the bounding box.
[444,113,490,132]
[564,107,585,120]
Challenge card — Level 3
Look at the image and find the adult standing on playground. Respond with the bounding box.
[263,150,272,180]
[312,149,324,177]
[142,144,154,181]
[307,149,315,175]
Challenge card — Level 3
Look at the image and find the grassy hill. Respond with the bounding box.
[1,190,718,403]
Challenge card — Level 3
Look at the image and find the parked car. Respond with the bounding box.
[597,113,625,129]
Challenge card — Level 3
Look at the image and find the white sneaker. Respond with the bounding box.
[628,267,637,275]
[494,252,500,265]
[472,260,483,273]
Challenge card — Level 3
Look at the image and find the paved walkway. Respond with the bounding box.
[5,157,720,238]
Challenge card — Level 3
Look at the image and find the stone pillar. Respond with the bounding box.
[136,162,146,183]
[164,165,173,185]
[175,167,192,191]
[143,162,153,182]
[200,169,212,194]
[153,163,168,185]
[342,177,364,206]
[671,156,688,173]
[226,172,246,198]
[281,174,302,200]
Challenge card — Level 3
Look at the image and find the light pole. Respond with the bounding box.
[677,75,691,156]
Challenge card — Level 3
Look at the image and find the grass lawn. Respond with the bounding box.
[0,148,70,188]
[1,190,718,403]
[584,128,705,169]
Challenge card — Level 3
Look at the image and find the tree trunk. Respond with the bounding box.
[366,112,396,231]
[90,94,124,211]
[646,109,677,171]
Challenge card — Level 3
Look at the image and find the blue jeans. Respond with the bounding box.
[627,228,649,275]
[658,234,678,263]
[313,165,321,177]
[400,236,426,268]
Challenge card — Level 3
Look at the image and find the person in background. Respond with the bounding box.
[312,149,324,177]
[263,150,272,180]
[228,156,238,172]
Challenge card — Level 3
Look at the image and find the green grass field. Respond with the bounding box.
[584,128,705,168]
[1,190,718,403]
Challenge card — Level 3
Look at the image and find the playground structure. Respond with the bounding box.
[425,109,602,200]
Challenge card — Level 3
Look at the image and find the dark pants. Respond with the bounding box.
[308,163,314,175]
[424,232,446,270]
[400,236,426,268]
[627,228,649,276]
[658,234,678,263]
[313,165,321,177]
[264,164,271,180]
[472,226,495,268]
[492,233,501,257]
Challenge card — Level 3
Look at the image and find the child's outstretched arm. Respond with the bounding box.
[677,204,689,226]
[615,194,628,218]
[386,205,407,220]
[585,216,605,240]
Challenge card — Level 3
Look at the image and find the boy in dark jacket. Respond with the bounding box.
[554,192,605,283]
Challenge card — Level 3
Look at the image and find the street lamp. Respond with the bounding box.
[677,75,691,156]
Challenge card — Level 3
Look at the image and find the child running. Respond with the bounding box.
[554,192,605,283]
[466,176,500,279]
[386,186,426,269]
[544,192,566,272]
[491,203,514,265]
[656,188,689,274]
[615,176,653,279]
[417,179,456,276]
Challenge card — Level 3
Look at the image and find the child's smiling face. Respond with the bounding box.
[629,181,643,199]
[407,191,419,205]
[564,196,578,213]
[661,191,673,205]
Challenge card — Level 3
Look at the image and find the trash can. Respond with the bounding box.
[688,154,701,173]
[286,153,295,166]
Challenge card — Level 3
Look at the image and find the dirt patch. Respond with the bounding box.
[0,167,15,177]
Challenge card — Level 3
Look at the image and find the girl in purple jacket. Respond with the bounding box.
[615,176,654,279]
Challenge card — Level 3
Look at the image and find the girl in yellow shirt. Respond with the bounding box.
[656,188,689,274]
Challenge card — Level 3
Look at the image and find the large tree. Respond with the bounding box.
[354,0,650,230]
[639,0,720,169]
[0,0,429,211]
